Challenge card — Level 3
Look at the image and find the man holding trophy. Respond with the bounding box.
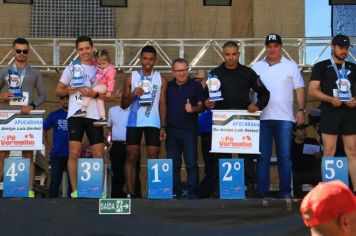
[121,45,167,198]
[55,35,106,198]
[204,41,270,197]
[309,34,356,192]
[0,38,47,197]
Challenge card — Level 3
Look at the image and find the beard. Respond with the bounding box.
[333,52,347,61]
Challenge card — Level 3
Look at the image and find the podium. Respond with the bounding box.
[0,110,45,197]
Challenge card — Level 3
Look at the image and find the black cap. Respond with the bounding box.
[332,34,351,47]
[293,124,309,131]
[265,33,282,45]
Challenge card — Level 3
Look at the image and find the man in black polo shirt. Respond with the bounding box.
[204,41,270,198]
[309,34,356,192]
[166,58,204,198]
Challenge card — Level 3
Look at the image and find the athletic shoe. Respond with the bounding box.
[28,190,35,198]
[72,110,87,117]
[71,191,78,198]
[101,192,107,199]
[93,118,107,127]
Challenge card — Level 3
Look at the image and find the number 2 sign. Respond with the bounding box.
[219,159,245,199]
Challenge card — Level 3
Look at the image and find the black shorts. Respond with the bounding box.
[126,127,160,146]
[320,108,356,135]
[68,117,104,145]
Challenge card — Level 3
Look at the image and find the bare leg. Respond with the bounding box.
[342,135,356,191]
[124,145,139,195]
[321,133,338,157]
[0,151,10,181]
[67,141,82,192]
[146,146,160,159]
[22,151,34,191]
[92,143,105,188]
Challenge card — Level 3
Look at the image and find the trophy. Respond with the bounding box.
[331,59,351,102]
[336,79,351,102]
[138,75,153,106]
[206,73,223,101]
[70,60,85,88]
[6,70,23,99]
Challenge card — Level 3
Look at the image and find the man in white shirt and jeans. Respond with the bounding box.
[252,33,306,198]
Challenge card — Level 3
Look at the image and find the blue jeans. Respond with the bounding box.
[166,128,199,197]
[49,156,70,198]
[256,120,294,197]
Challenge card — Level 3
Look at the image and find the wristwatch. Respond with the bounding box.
[298,108,306,113]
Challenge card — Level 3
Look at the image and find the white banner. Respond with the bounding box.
[0,110,45,151]
[211,110,260,154]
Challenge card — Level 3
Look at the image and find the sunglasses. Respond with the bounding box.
[15,49,29,54]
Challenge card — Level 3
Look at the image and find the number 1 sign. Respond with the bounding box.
[147,159,173,199]
[3,158,30,197]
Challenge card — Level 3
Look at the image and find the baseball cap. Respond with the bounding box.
[300,180,356,227]
[265,33,282,45]
[332,34,351,47]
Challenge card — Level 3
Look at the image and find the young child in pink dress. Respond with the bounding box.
[73,49,116,126]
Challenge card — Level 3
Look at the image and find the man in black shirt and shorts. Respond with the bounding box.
[309,34,356,192]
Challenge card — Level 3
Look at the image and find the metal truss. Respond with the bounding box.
[0,37,355,73]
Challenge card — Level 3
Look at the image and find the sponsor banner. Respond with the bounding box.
[211,110,260,154]
[0,110,44,151]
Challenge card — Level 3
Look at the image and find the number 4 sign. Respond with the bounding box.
[77,158,103,198]
[3,158,30,197]
[147,159,173,199]
[322,157,348,186]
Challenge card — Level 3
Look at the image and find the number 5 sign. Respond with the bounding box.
[219,159,245,199]
[77,158,103,198]
[322,157,348,186]
[147,159,173,199]
[3,158,30,197]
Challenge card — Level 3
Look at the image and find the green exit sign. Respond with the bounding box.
[99,199,131,215]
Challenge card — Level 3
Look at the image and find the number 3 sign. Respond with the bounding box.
[77,158,103,198]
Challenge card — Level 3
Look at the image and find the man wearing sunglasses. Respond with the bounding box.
[0,37,47,198]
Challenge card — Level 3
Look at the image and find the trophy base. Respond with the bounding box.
[70,85,86,88]
[11,94,24,99]
[139,102,152,107]
[209,97,224,102]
